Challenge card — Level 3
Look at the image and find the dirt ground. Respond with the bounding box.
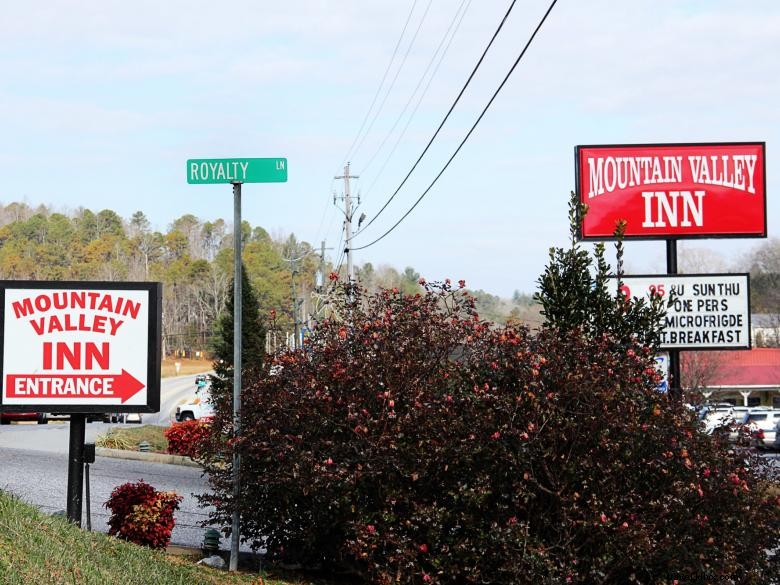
[161,357,212,378]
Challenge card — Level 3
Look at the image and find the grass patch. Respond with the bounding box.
[0,490,294,584]
[96,425,169,453]
[162,358,212,378]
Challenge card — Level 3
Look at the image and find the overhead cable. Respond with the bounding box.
[359,0,471,176]
[347,0,433,163]
[339,0,420,168]
[352,0,518,239]
[350,0,559,252]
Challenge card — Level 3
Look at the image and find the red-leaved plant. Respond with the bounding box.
[105,480,182,549]
[196,196,780,583]
[165,420,211,460]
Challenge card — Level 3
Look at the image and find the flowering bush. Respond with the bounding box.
[197,277,780,583]
[165,420,211,460]
[198,198,780,583]
[105,480,182,549]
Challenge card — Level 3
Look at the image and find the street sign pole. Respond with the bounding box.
[230,182,242,572]
[66,414,86,524]
[185,157,286,570]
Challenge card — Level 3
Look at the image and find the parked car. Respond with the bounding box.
[0,412,48,424]
[773,420,780,450]
[104,412,143,424]
[699,404,744,435]
[738,409,777,448]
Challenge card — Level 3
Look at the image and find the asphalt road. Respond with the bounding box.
[0,373,251,550]
[0,446,216,549]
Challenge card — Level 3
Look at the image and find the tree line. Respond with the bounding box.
[0,202,538,357]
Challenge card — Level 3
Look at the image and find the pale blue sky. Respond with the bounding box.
[1,1,778,296]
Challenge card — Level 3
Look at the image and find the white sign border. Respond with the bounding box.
[0,281,162,414]
[609,273,751,351]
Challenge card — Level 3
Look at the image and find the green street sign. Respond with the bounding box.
[187,158,287,184]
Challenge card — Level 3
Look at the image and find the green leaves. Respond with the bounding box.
[536,192,666,349]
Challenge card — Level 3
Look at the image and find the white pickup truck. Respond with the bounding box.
[175,378,215,422]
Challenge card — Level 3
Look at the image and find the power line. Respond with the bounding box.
[360,0,471,203]
[359,0,471,177]
[350,0,559,252]
[347,0,433,164]
[351,0,518,240]
[339,0,419,168]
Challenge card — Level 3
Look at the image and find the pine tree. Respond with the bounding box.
[209,263,266,406]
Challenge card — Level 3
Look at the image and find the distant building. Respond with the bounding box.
[686,347,780,407]
[751,313,780,347]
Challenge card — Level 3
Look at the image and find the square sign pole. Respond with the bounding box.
[186,156,287,571]
[0,281,162,526]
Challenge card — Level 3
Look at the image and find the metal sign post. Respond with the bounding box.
[186,156,287,571]
[66,414,86,524]
[230,182,242,572]
[666,240,682,401]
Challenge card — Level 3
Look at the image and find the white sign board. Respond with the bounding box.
[610,274,750,350]
[0,282,161,413]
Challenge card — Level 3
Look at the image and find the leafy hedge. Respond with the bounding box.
[199,199,780,583]
[198,279,779,583]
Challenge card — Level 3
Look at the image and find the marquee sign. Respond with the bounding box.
[576,142,766,240]
[610,274,750,350]
[0,281,161,413]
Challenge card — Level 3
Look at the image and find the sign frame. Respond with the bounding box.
[0,281,162,414]
[611,273,751,351]
[575,142,767,241]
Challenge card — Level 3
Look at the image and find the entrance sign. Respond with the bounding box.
[576,143,766,240]
[0,281,161,414]
[187,158,287,184]
[610,274,750,350]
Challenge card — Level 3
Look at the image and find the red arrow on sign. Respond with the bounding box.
[5,370,145,404]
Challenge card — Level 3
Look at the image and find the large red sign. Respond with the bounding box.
[576,142,766,239]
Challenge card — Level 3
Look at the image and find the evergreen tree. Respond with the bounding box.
[535,191,666,348]
[209,263,266,407]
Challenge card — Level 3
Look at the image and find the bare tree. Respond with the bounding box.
[681,351,726,401]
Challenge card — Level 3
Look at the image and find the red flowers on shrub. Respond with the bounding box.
[164,420,210,460]
[104,480,182,549]
[197,276,780,584]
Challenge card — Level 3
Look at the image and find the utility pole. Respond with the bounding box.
[335,163,359,283]
[286,243,332,348]
[290,259,300,349]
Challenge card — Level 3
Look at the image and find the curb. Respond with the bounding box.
[96,447,202,468]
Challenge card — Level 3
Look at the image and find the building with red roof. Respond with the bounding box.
[684,347,780,407]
